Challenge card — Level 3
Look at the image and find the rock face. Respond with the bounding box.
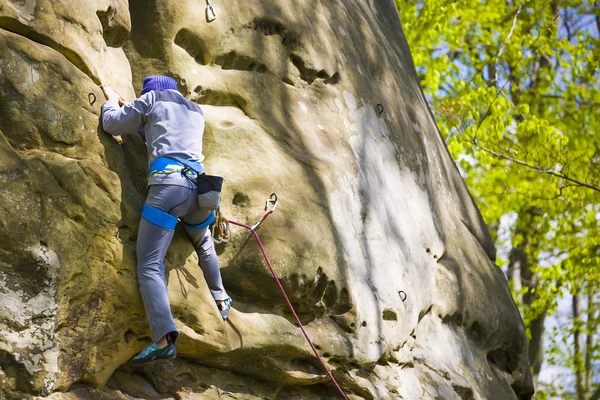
[0,0,534,399]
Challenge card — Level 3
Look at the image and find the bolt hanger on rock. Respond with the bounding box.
[206,0,218,22]
[399,290,407,302]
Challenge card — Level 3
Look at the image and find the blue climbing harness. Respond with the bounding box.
[142,157,214,230]
[141,205,215,230]
[148,157,204,180]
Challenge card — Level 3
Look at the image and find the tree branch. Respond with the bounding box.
[473,12,562,136]
[467,139,600,193]
[497,5,522,62]
[509,183,580,201]
[515,91,600,107]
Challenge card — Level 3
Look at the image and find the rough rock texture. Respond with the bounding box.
[0,0,534,399]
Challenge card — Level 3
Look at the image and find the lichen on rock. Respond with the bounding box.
[0,244,60,394]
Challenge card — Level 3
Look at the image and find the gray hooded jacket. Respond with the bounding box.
[102,89,205,187]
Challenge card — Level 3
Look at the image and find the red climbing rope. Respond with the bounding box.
[225,194,349,400]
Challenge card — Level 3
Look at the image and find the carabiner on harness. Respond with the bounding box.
[212,207,231,244]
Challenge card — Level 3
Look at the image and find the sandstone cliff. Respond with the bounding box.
[0,0,533,399]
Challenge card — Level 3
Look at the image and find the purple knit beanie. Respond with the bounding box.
[140,75,178,95]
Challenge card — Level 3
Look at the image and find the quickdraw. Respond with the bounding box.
[251,193,278,231]
[212,193,277,243]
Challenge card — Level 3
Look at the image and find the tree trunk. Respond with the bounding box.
[586,290,597,396]
[573,290,586,400]
[508,207,546,386]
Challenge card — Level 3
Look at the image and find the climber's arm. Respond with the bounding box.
[100,85,152,135]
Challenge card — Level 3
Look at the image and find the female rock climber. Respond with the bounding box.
[100,76,232,364]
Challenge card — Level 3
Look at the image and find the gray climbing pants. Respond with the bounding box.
[137,184,229,343]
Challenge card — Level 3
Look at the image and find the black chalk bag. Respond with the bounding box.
[196,174,224,210]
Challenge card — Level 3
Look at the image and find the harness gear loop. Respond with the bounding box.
[206,0,218,21]
[146,157,201,184]
[376,103,384,116]
[212,196,350,399]
[88,93,97,106]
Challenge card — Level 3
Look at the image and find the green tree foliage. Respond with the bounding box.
[395,0,599,398]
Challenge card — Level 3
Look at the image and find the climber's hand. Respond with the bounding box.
[100,85,126,106]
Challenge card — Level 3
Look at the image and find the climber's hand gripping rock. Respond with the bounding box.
[100,84,126,107]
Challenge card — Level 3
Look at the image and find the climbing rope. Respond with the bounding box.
[217,194,349,400]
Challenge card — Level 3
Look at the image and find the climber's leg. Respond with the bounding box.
[136,215,178,343]
[135,185,194,344]
[183,209,232,319]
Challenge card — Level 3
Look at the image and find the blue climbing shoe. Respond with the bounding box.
[132,341,176,365]
[219,298,232,320]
